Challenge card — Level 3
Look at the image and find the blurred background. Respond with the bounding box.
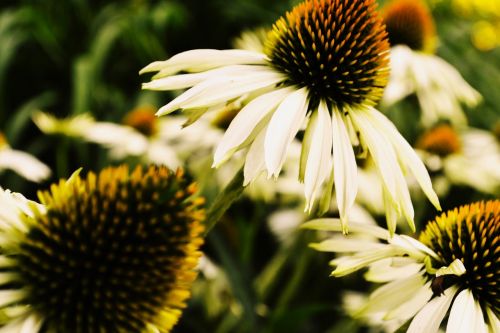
[0,0,498,332]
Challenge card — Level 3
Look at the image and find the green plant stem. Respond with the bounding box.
[203,167,245,235]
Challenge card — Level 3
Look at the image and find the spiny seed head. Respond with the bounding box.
[383,0,436,52]
[416,124,461,157]
[419,200,500,315]
[122,106,158,137]
[265,0,390,108]
[10,165,205,333]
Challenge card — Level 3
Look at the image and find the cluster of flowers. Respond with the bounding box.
[0,0,498,332]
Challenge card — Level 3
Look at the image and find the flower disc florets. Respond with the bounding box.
[6,165,205,332]
[419,200,500,314]
[265,0,390,108]
[383,0,436,52]
[122,106,158,137]
[416,124,462,157]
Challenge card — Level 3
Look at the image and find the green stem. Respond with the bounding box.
[203,167,245,235]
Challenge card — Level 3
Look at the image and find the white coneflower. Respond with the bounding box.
[141,0,440,233]
[416,124,500,195]
[0,165,205,333]
[303,200,500,333]
[0,132,51,183]
[381,0,481,127]
[33,108,225,169]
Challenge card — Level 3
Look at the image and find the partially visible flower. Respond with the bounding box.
[232,28,268,53]
[0,132,51,183]
[0,165,205,332]
[33,108,221,168]
[141,0,440,233]
[33,108,180,167]
[381,0,481,127]
[303,200,500,332]
[417,124,500,195]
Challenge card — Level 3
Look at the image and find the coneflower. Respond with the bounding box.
[0,165,205,333]
[141,0,440,233]
[381,0,481,127]
[304,200,500,332]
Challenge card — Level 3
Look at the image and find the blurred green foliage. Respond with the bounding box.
[0,0,498,332]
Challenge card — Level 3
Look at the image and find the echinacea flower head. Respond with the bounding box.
[416,124,461,157]
[381,0,481,127]
[122,106,158,137]
[383,0,436,53]
[416,124,500,195]
[304,200,500,332]
[0,165,205,333]
[141,0,441,233]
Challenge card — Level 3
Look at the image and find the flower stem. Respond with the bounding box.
[203,167,245,235]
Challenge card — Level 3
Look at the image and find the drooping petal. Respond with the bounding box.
[265,87,309,178]
[310,237,384,253]
[446,289,487,333]
[301,219,389,240]
[384,281,433,322]
[331,105,358,231]
[303,102,332,212]
[243,127,268,185]
[350,108,415,231]
[214,87,292,166]
[358,273,426,314]
[407,286,458,333]
[0,149,51,183]
[366,107,441,210]
[331,246,407,277]
[140,49,267,77]
[365,259,423,282]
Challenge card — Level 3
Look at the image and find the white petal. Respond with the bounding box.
[243,127,268,185]
[0,149,51,183]
[144,141,181,168]
[83,123,148,156]
[214,87,292,166]
[331,106,358,231]
[365,260,423,282]
[447,289,487,333]
[485,306,500,333]
[385,281,433,321]
[301,218,389,239]
[143,64,262,90]
[407,286,458,333]
[20,314,43,333]
[264,87,309,177]
[350,109,415,231]
[0,190,31,233]
[140,49,267,76]
[157,68,284,115]
[383,187,399,235]
[331,246,407,277]
[304,102,332,212]
[366,108,441,210]
[390,234,438,259]
[359,273,426,314]
[310,236,384,253]
[0,290,25,308]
